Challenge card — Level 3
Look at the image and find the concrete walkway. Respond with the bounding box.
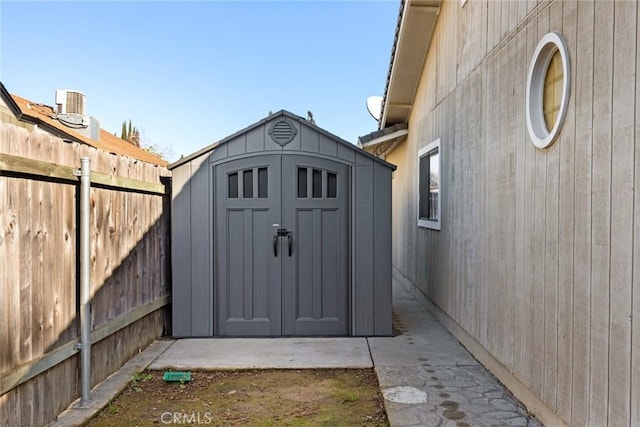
[370,283,541,427]
[53,281,541,427]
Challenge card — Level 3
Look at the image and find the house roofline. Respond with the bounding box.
[4,85,168,167]
[379,0,440,129]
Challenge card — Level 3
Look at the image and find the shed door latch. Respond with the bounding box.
[274,228,293,257]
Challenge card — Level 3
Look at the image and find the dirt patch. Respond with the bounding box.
[87,369,388,426]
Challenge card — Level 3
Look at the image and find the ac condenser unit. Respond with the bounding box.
[55,90,86,115]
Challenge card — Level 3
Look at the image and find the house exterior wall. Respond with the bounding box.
[388,0,639,425]
[0,97,32,130]
[171,113,394,337]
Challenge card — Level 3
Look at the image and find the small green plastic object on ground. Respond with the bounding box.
[163,371,191,382]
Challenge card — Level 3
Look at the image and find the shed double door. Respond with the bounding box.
[215,154,349,336]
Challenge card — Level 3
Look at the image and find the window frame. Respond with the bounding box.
[525,32,571,149]
[417,138,441,230]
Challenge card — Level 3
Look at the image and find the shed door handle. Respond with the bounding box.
[288,234,293,257]
[273,235,278,257]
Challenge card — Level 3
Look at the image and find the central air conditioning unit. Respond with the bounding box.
[56,89,86,115]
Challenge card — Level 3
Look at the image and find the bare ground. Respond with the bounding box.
[86,368,389,426]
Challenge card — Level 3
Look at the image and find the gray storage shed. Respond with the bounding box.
[170,110,395,337]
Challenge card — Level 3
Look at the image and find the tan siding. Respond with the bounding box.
[532,8,548,399]
[514,14,527,382]
[608,1,636,425]
[542,0,560,411]
[633,1,640,422]
[589,2,614,425]
[504,28,517,374]
[391,0,638,424]
[488,0,497,51]
[571,2,594,424]
[556,0,577,422]
[521,19,538,391]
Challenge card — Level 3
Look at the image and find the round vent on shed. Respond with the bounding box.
[268,118,297,146]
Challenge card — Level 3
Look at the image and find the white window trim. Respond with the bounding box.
[525,32,571,149]
[417,138,441,230]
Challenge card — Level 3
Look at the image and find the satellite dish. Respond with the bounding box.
[366,96,383,122]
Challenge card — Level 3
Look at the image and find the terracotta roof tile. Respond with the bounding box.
[10,94,168,167]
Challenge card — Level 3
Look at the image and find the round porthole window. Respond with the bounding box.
[525,32,570,149]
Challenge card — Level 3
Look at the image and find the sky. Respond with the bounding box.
[0,0,399,163]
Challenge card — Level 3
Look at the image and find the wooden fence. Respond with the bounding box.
[0,122,171,426]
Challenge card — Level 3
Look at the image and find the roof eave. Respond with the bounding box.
[358,124,408,158]
[380,0,440,129]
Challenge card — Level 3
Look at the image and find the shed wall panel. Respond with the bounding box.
[318,134,337,158]
[300,123,320,153]
[227,135,247,158]
[373,165,392,335]
[337,143,356,164]
[246,126,265,153]
[171,163,193,336]
[209,143,228,163]
[190,159,212,336]
[353,165,374,335]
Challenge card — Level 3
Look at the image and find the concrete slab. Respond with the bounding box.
[148,337,372,370]
[368,337,479,367]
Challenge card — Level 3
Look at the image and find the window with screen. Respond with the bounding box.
[418,139,441,230]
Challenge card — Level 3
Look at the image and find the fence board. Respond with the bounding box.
[0,153,166,195]
[18,177,33,364]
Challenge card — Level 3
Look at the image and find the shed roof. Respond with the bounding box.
[3,84,167,167]
[169,110,396,171]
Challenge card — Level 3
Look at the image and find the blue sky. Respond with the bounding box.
[0,1,399,162]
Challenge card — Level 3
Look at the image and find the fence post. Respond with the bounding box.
[76,157,92,407]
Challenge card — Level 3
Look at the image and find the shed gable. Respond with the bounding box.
[170,110,395,171]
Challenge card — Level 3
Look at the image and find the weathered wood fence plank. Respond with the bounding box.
[0,153,166,195]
